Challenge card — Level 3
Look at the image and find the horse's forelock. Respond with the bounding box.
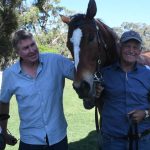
[69,14,95,28]
[70,14,85,22]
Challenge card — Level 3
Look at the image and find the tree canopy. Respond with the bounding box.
[0,0,150,69]
[0,0,21,69]
[114,22,150,51]
[0,0,72,69]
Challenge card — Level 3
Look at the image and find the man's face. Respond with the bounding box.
[120,40,142,64]
[17,38,39,64]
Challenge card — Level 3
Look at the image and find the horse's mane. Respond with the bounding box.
[69,13,95,27]
[95,19,119,65]
[70,14,85,21]
[96,18,119,44]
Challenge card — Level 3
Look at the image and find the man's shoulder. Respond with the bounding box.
[40,53,71,66]
[3,61,19,74]
[143,65,150,70]
[40,53,64,61]
[138,64,150,72]
[101,64,115,72]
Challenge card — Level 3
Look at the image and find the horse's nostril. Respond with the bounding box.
[72,83,81,95]
[72,81,90,99]
[72,83,78,91]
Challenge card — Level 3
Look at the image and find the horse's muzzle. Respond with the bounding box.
[73,80,90,99]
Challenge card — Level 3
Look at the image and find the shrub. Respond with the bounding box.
[38,44,59,54]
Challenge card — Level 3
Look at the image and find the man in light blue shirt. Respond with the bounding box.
[0,29,74,150]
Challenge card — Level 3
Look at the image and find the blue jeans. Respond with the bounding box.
[18,136,68,150]
[101,132,150,150]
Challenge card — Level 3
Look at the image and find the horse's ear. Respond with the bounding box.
[86,0,97,20]
[60,14,71,24]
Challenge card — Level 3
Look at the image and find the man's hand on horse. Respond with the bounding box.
[95,84,104,98]
[128,110,146,123]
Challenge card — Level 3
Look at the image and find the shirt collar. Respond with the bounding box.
[15,53,43,74]
[113,61,141,72]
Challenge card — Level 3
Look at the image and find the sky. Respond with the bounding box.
[60,0,150,27]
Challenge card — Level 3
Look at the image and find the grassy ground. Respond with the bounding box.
[6,79,99,150]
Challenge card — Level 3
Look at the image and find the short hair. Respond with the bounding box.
[11,29,33,50]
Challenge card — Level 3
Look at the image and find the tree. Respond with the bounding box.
[0,0,21,69]
[18,0,74,55]
[0,0,72,69]
[18,0,67,33]
[2,1,149,70]
[113,22,150,51]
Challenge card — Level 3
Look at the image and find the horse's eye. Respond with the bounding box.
[88,35,94,42]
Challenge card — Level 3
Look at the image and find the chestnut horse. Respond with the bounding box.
[61,0,150,101]
[61,0,118,100]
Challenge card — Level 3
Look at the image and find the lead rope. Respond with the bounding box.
[94,21,108,150]
[134,123,139,150]
[95,105,102,150]
[94,58,104,150]
[128,120,139,150]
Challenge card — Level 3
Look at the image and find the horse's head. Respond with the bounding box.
[61,0,118,99]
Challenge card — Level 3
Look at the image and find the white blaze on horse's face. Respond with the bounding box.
[70,28,82,70]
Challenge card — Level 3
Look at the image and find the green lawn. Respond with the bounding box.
[6,79,99,150]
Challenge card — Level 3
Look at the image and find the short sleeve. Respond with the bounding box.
[0,69,13,103]
[58,56,75,80]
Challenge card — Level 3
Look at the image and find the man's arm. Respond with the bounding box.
[0,102,17,146]
[0,102,9,133]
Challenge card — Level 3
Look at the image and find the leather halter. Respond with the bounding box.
[93,20,107,86]
[92,20,106,149]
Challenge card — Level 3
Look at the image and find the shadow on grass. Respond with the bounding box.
[69,130,101,150]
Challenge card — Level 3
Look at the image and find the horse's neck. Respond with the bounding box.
[95,19,109,40]
[96,20,119,66]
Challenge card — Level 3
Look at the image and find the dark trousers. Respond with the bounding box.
[18,136,68,150]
